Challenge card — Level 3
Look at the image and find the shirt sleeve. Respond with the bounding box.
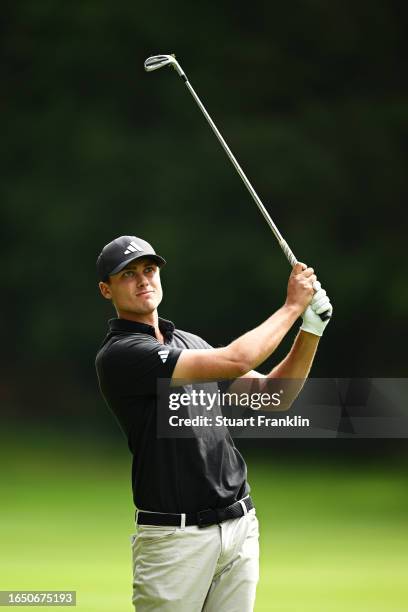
[103,336,183,396]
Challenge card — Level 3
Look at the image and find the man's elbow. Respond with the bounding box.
[278,399,294,412]
[224,360,250,378]
[226,354,252,378]
[261,400,293,413]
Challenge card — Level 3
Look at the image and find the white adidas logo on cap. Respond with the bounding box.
[158,348,170,363]
[124,241,143,255]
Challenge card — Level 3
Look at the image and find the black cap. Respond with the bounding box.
[96,236,166,281]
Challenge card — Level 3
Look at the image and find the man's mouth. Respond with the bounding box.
[137,290,153,297]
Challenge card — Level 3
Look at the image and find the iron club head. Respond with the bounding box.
[144,54,176,71]
[144,54,186,79]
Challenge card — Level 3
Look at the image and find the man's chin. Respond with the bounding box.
[141,297,159,311]
[126,301,157,316]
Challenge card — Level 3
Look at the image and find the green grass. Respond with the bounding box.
[1,433,407,611]
[250,461,408,611]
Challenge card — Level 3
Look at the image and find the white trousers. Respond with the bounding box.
[131,508,259,611]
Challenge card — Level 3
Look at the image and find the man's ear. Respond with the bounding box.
[99,281,112,300]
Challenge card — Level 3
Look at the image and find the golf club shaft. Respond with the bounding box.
[145,55,331,321]
[179,72,297,267]
[182,74,333,321]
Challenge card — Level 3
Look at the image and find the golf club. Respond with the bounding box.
[144,53,331,321]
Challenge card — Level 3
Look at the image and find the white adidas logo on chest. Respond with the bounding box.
[158,348,170,363]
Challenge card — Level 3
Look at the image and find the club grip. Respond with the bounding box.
[319,310,332,322]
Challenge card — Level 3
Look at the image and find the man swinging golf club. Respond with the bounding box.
[95,233,333,612]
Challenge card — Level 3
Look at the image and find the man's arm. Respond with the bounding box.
[230,330,320,411]
[231,284,333,410]
[269,330,319,379]
[172,263,316,382]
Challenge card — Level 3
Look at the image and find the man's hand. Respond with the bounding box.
[285,262,316,315]
[300,281,333,336]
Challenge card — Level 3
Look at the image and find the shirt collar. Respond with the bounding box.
[108,316,175,341]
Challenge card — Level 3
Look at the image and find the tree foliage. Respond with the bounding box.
[2,1,407,418]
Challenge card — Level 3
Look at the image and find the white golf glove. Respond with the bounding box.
[300,281,333,337]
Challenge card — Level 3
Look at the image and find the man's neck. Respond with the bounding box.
[117,310,164,343]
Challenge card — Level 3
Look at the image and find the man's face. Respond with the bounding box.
[99,258,163,318]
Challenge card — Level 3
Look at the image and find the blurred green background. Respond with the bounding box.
[1,1,407,610]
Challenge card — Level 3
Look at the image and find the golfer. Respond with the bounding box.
[95,235,332,612]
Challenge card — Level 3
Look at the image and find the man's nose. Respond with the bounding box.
[137,274,148,287]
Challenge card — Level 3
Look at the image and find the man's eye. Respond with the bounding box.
[145,266,154,273]
[123,270,134,277]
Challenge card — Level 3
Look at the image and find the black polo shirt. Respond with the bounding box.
[95,317,249,513]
